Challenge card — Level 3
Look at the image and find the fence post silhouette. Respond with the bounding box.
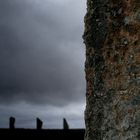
[36,118,43,130]
[63,118,69,130]
[9,117,15,129]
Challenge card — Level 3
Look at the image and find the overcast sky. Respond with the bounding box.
[0,0,86,128]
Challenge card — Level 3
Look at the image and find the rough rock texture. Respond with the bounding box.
[83,0,140,140]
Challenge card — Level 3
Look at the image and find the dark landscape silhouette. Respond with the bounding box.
[0,117,85,140]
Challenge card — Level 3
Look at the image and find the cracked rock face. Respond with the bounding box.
[83,0,140,140]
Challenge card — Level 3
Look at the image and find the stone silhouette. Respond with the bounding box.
[63,118,69,130]
[9,117,15,129]
[83,0,140,139]
[36,118,43,130]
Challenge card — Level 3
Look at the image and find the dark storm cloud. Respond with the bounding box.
[0,0,86,106]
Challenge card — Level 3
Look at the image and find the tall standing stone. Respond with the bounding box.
[83,0,140,139]
[36,118,43,130]
[9,117,15,129]
[63,118,69,130]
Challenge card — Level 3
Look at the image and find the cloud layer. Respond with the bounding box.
[0,0,86,128]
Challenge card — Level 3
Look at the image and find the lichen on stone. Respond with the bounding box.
[83,0,140,140]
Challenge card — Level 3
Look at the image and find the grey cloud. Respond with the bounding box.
[0,0,86,106]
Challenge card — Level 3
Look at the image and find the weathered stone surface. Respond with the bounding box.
[83,0,140,140]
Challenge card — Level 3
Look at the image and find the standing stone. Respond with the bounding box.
[36,118,43,130]
[63,118,69,130]
[83,0,140,140]
[9,117,15,129]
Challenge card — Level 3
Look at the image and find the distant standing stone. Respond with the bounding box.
[63,118,69,130]
[9,117,15,129]
[36,118,43,130]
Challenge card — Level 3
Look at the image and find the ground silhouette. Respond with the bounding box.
[0,117,85,140]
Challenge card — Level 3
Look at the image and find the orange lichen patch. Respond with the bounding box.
[102,57,129,89]
[85,68,95,80]
[136,73,140,78]
[124,23,140,36]
[87,81,94,95]
[125,0,131,5]
[105,53,126,70]
[106,76,116,89]
[119,94,132,101]
[86,47,94,56]
[85,67,95,96]
[87,81,93,88]
[123,1,132,15]
[106,0,140,50]
[130,0,140,11]
[123,0,140,16]
[119,30,138,40]
[115,64,126,73]
[86,89,94,96]
[102,67,114,86]
[127,109,135,116]
[106,80,114,89]
[113,77,127,90]
[116,75,129,89]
